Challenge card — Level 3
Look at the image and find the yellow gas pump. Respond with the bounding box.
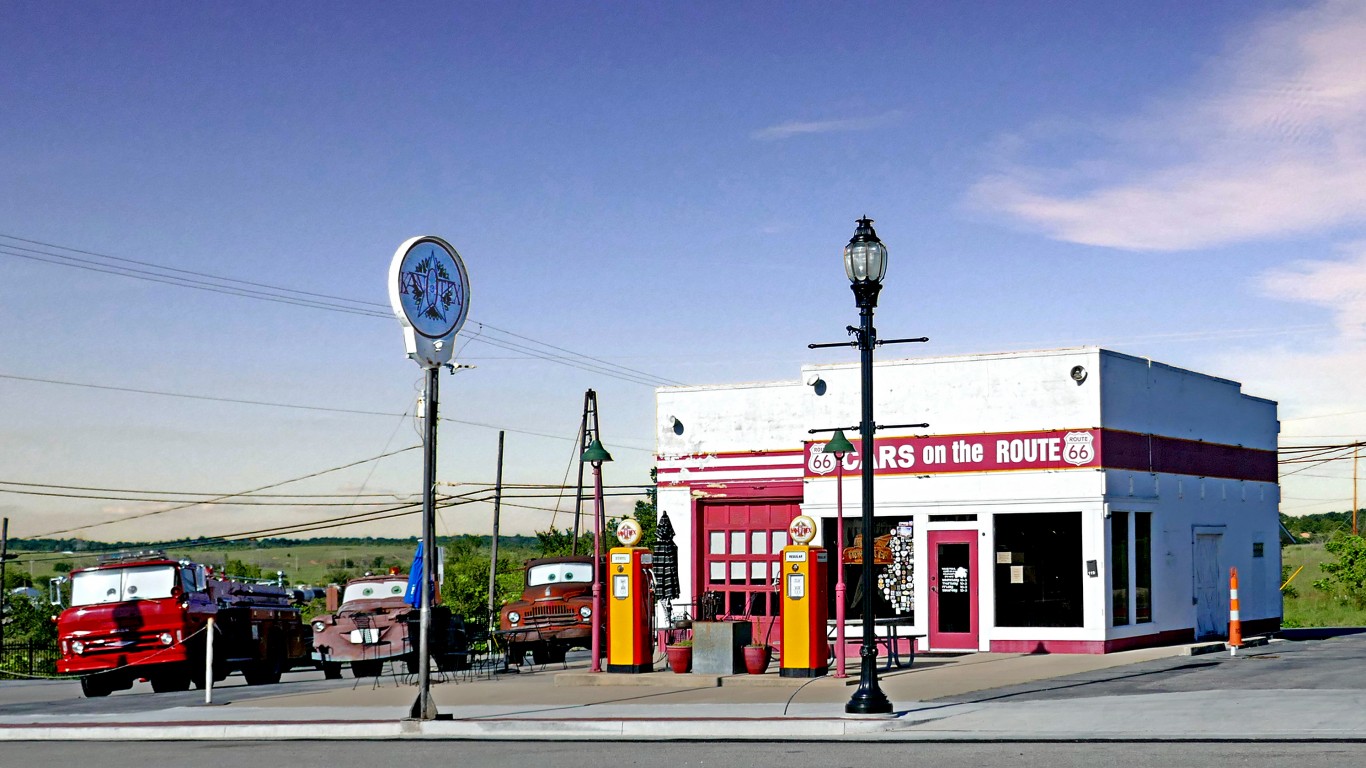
[607,518,654,673]
[780,515,829,677]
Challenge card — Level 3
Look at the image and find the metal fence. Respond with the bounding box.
[0,641,59,678]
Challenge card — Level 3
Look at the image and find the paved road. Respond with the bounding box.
[933,634,1366,705]
[1,740,1364,767]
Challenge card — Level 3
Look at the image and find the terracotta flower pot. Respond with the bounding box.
[666,644,692,673]
[743,644,772,675]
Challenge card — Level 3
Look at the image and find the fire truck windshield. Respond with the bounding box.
[527,562,593,587]
[71,565,177,606]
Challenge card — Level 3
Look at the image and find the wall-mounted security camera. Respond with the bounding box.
[667,415,684,435]
[805,374,827,396]
[1070,365,1088,385]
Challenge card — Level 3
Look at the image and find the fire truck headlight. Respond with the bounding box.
[159,632,175,646]
[507,611,520,625]
[312,621,326,633]
[71,640,85,655]
[579,606,592,619]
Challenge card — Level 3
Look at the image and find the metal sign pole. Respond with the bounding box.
[388,234,470,722]
[412,364,439,720]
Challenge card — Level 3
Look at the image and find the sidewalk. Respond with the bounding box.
[4,640,1365,741]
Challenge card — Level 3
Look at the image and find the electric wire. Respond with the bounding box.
[0,233,680,387]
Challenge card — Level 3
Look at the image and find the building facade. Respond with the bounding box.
[655,348,1280,653]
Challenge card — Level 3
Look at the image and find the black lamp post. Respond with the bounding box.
[843,216,893,715]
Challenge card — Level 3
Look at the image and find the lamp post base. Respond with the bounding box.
[845,687,893,715]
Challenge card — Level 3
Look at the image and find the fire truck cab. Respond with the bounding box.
[56,551,311,697]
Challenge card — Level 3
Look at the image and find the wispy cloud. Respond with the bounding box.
[751,110,902,141]
[1258,242,1366,341]
[969,0,1366,251]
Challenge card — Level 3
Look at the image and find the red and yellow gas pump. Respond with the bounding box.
[607,518,654,673]
[780,515,829,678]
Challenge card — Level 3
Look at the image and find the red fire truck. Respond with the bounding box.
[56,551,312,697]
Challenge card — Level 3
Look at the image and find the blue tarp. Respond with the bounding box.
[404,542,426,608]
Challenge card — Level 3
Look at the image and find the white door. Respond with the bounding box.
[1193,532,1225,639]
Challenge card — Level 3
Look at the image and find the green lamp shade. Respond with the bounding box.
[581,438,614,464]
[822,429,855,456]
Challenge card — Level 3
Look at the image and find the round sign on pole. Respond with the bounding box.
[388,236,471,367]
[788,515,817,545]
[615,518,643,547]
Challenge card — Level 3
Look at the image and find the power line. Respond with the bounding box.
[0,233,680,387]
[29,445,423,538]
[0,371,654,452]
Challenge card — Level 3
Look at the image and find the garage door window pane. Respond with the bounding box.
[751,532,767,555]
[731,531,747,555]
[709,562,725,583]
[710,531,726,554]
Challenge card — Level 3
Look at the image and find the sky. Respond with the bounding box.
[2,0,1364,549]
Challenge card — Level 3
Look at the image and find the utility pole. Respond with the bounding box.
[570,389,600,556]
[1354,443,1359,537]
[486,431,505,637]
[1,517,12,648]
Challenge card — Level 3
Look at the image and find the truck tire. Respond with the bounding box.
[322,661,343,680]
[150,670,192,693]
[243,633,284,685]
[80,675,115,698]
[544,643,568,664]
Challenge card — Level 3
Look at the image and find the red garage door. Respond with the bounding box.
[699,500,801,644]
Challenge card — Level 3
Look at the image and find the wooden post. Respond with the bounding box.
[204,616,215,704]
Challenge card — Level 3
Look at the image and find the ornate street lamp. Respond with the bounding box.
[582,437,613,673]
[843,217,892,715]
[822,429,855,678]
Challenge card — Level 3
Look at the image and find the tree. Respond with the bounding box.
[629,467,659,549]
[223,559,263,580]
[534,527,595,557]
[1312,532,1366,607]
[438,537,521,625]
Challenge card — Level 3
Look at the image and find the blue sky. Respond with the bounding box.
[2,0,1362,543]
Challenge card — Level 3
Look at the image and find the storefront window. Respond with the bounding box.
[821,516,909,622]
[1112,511,1130,626]
[993,512,1083,627]
[1135,512,1152,624]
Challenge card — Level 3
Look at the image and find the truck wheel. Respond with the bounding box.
[80,675,115,698]
[150,671,191,693]
[351,660,383,678]
[544,643,568,664]
[405,655,420,675]
[243,635,284,685]
[322,662,343,680]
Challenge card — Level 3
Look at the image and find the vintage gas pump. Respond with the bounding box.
[780,515,829,677]
[606,517,654,673]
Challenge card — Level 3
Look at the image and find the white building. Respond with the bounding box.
[655,348,1280,653]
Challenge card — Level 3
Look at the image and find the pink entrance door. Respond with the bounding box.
[928,529,979,650]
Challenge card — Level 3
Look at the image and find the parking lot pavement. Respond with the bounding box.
[3,635,1366,741]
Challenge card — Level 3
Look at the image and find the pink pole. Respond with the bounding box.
[590,461,604,673]
[834,455,847,678]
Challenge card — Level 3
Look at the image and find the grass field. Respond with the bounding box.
[1281,542,1366,627]
[7,539,542,591]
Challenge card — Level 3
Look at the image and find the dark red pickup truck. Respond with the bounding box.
[498,556,600,665]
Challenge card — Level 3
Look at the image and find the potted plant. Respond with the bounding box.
[665,639,693,673]
[743,643,772,675]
